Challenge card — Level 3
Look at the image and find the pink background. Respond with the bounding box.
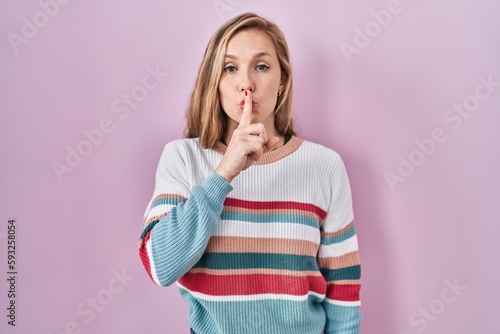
[1,1,499,333]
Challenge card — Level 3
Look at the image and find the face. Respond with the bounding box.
[218,29,284,134]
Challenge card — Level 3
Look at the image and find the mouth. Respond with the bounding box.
[239,100,256,109]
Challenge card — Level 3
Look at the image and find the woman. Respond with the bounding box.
[139,12,362,334]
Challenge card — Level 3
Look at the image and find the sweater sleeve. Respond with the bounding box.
[138,141,233,287]
[319,153,362,334]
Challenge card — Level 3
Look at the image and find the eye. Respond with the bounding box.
[256,64,269,71]
[224,65,237,73]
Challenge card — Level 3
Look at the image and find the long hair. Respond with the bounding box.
[185,12,295,148]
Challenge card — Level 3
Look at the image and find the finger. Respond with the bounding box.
[242,157,255,171]
[252,147,264,161]
[241,140,265,156]
[235,134,265,144]
[235,123,267,141]
[244,149,263,165]
[238,89,253,128]
[264,136,281,152]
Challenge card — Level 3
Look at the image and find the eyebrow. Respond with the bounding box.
[225,51,272,60]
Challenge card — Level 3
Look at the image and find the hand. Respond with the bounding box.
[215,90,280,183]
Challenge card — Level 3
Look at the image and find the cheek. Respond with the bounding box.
[218,80,231,102]
[217,80,237,118]
[262,79,280,100]
[262,74,281,95]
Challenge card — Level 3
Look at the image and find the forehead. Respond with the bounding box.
[225,29,277,58]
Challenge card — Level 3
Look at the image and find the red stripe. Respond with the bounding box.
[224,198,326,219]
[138,231,155,283]
[326,284,360,302]
[179,272,326,296]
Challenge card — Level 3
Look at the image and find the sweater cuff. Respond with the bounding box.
[199,172,233,206]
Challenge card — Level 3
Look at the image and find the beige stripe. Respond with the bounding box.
[317,251,360,270]
[188,267,323,277]
[143,193,186,225]
[151,193,187,202]
[143,212,168,226]
[205,236,319,256]
[321,220,355,237]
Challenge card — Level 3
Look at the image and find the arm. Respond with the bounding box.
[319,154,362,334]
[138,142,233,287]
[139,90,276,286]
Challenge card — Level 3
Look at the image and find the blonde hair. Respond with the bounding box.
[185,12,295,148]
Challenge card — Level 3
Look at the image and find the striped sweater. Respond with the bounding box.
[138,136,362,334]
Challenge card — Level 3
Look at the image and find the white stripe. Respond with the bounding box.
[145,204,174,222]
[318,235,358,258]
[177,282,325,302]
[143,198,153,218]
[324,297,361,307]
[146,238,161,285]
[213,220,320,244]
[322,212,354,233]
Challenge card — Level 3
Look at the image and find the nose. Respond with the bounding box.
[238,68,255,93]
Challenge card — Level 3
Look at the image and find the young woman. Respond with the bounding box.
[139,12,362,334]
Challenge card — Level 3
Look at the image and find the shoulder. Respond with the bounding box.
[298,139,344,165]
[157,138,204,166]
[296,139,350,183]
[160,138,206,158]
[162,137,200,152]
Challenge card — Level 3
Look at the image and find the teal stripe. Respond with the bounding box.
[150,196,184,209]
[321,227,356,245]
[320,265,361,281]
[139,219,159,240]
[193,253,318,271]
[221,211,320,228]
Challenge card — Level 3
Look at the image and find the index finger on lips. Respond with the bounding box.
[238,90,253,128]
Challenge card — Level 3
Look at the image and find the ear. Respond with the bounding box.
[279,71,287,92]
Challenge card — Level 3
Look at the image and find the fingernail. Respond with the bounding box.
[245,90,248,96]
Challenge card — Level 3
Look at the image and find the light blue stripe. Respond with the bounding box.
[179,288,326,334]
[323,302,362,333]
[221,211,320,228]
[321,226,356,245]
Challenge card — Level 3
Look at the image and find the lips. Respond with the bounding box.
[239,100,256,109]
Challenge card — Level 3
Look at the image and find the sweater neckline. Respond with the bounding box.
[213,136,303,165]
